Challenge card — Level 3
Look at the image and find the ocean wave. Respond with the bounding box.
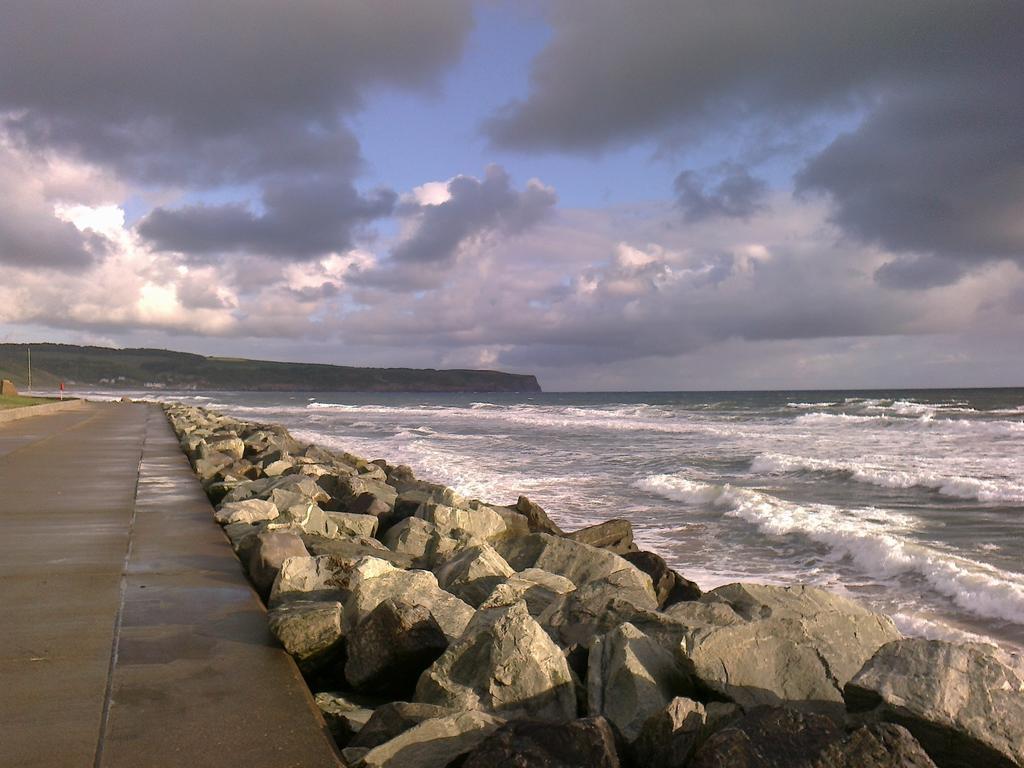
[786,401,837,409]
[750,453,1024,504]
[794,410,1024,435]
[635,474,1024,626]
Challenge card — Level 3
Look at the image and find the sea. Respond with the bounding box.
[86,387,1024,655]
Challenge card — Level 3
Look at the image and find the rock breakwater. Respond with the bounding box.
[163,403,1024,768]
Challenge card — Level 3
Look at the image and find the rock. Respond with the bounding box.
[303,533,412,568]
[344,566,475,642]
[479,568,576,617]
[461,717,621,768]
[269,501,340,539]
[267,599,344,666]
[510,495,565,536]
[415,601,577,722]
[213,498,280,525]
[345,599,449,695]
[679,584,901,715]
[382,517,437,566]
[540,572,662,650]
[845,638,1024,768]
[315,691,386,747]
[662,599,743,630]
[689,707,841,768]
[194,451,234,481]
[631,697,710,768]
[810,723,938,768]
[1,378,19,395]
[492,506,531,538]
[622,550,702,607]
[263,458,294,477]
[268,554,347,606]
[246,529,308,597]
[587,622,687,741]
[416,502,506,541]
[433,543,515,607]
[320,473,398,512]
[352,711,504,768]
[207,436,245,460]
[327,511,379,538]
[496,533,655,598]
[349,702,456,750]
[566,519,636,555]
[348,492,392,519]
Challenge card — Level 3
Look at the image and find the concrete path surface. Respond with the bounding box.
[0,402,342,768]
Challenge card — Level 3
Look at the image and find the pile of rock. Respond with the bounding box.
[164,404,1024,768]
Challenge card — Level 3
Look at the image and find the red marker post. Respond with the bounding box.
[60,381,64,401]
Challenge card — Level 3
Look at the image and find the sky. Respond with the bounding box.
[1,0,1022,391]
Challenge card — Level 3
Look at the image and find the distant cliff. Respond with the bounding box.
[0,343,542,393]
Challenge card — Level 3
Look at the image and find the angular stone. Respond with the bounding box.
[510,495,565,536]
[630,697,718,768]
[246,529,309,597]
[345,599,449,695]
[345,566,474,642]
[566,519,636,555]
[207,436,245,460]
[348,492,392,519]
[263,458,294,477]
[415,601,577,722]
[462,717,621,768]
[496,533,655,598]
[268,554,348,606]
[416,502,506,541]
[540,572,661,650]
[811,723,937,768]
[587,622,687,742]
[679,584,901,715]
[689,707,841,768]
[353,711,504,768]
[349,702,456,750]
[267,599,343,664]
[845,638,1024,768]
[327,511,379,538]
[315,691,387,747]
[268,501,340,539]
[382,517,436,565]
[433,544,515,607]
[478,568,576,617]
[622,550,702,607]
[304,534,413,569]
[213,498,280,525]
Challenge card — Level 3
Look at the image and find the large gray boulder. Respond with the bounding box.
[566,519,636,555]
[350,711,504,768]
[478,568,576,617]
[587,622,687,742]
[689,707,843,768]
[415,601,577,722]
[507,495,565,536]
[679,583,901,715]
[845,638,1024,768]
[461,717,621,768]
[267,599,344,668]
[214,498,279,525]
[811,723,938,768]
[268,554,350,606]
[415,502,506,541]
[268,501,340,538]
[246,529,309,597]
[630,697,732,768]
[539,573,662,650]
[345,599,449,695]
[349,702,456,750]
[433,543,515,607]
[495,533,655,598]
[344,562,475,642]
[382,517,437,566]
[622,550,702,607]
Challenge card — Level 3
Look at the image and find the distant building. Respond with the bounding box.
[1,379,18,396]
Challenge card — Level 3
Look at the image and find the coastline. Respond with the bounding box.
[163,401,1024,768]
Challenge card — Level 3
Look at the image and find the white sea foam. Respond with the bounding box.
[750,453,1024,504]
[636,474,1024,626]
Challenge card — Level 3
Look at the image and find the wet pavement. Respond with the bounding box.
[0,402,342,768]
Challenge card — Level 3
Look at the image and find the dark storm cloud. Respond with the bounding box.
[0,209,95,270]
[392,166,557,265]
[0,0,473,185]
[139,178,396,259]
[486,1,1024,280]
[674,166,767,222]
[874,255,966,291]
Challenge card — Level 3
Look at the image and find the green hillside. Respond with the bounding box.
[0,344,541,393]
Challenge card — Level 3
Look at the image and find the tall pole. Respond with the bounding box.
[27,347,31,391]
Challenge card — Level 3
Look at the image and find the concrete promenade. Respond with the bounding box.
[0,402,342,768]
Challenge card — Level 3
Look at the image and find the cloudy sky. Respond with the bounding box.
[1,1,1022,390]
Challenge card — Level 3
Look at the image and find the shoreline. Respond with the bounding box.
[163,401,1024,768]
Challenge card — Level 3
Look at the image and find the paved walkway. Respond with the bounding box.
[0,402,342,768]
